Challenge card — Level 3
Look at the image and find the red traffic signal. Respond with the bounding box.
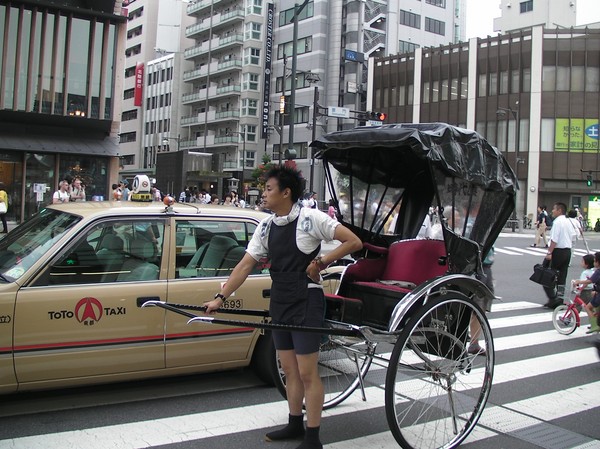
[368,111,387,121]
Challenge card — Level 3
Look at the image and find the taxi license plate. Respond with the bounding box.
[221,299,243,309]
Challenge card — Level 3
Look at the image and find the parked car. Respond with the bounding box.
[0,201,277,394]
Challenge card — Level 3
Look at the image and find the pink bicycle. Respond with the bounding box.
[552,289,589,335]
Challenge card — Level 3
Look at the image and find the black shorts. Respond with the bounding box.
[272,287,325,355]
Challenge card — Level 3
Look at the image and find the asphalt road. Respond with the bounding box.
[0,230,599,449]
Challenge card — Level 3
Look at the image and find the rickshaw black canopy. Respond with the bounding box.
[312,123,516,195]
[311,123,518,275]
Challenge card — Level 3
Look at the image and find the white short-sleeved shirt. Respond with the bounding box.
[550,215,574,249]
[53,190,69,203]
[247,204,339,261]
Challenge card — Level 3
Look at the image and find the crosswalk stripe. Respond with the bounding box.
[494,247,522,255]
[505,246,545,256]
[492,301,539,311]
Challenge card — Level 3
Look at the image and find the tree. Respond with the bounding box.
[251,153,277,191]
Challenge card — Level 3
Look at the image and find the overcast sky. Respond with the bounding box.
[465,0,600,39]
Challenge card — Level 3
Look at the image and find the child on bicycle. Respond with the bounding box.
[572,252,600,334]
[571,254,595,303]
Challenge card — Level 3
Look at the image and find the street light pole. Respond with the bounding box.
[287,0,310,160]
[497,103,521,232]
[227,128,246,201]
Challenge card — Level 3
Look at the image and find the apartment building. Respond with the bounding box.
[179,0,465,198]
[119,0,192,178]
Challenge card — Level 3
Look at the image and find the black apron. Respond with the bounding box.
[268,216,320,325]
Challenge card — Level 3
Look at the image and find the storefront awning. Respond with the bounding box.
[0,134,119,157]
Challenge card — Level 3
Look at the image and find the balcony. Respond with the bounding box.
[187,0,223,16]
[182,85,218,104]
[216,84,241,95]
[215,109,240,120]
[183,59,241,82]
[183,61,218,82]
[217,34,244,51]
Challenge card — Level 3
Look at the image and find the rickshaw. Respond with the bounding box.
[142,123,517,449]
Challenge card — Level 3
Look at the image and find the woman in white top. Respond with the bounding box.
[52,181,70,204]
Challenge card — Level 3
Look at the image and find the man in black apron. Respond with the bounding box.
[205,166,361,449]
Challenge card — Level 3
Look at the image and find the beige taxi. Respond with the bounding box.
[0,201,277,394]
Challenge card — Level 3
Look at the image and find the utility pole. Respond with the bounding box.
[287,0,310,159]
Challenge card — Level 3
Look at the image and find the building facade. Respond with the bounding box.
[119,0,192,178]
[0,0,126,222]
[146,0,467,202]
[371,25,600,225]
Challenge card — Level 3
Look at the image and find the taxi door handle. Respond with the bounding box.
[136,296,161,307]
[262,289,270,298]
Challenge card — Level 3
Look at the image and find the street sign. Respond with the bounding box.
[328,107,350,118]
[344,49,364,63]
[366,120,383,127]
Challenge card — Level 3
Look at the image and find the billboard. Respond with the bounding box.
[555,118,600,151]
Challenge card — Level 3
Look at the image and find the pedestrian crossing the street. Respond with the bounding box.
[1,301,599,449]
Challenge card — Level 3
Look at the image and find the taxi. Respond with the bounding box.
[0,196,277,394]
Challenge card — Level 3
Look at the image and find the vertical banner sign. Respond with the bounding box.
[134,62,144,107]
[261,3,274,138]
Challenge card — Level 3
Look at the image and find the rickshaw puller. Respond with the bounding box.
[205,165,362,449]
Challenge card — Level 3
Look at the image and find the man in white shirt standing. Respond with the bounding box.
[543,202,573,309]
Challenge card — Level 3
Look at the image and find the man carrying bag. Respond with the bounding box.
[541,202,573,309]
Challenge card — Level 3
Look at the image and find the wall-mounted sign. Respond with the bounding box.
[344,49,364,63]
[555,118,599,151]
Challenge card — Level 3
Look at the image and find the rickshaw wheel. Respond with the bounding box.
[384,293,494,449]
[273,325,376,410]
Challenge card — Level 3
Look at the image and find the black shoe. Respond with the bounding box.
[543,300,563,309]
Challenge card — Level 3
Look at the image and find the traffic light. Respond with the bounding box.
[587,173,593,187]
[367,111,387,121]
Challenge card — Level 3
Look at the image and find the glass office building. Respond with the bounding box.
[0,1,126,222]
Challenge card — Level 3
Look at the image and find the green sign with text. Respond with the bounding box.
[555,118,600,151]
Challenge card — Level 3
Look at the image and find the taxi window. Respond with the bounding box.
[0,208,80,282]
[31,219,165,286]
[175,219,258,278]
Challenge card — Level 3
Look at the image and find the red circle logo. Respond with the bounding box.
[74,297,103,324]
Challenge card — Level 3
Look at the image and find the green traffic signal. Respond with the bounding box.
[587,174,593,186]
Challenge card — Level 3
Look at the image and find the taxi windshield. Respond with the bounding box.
[0,208,81,281]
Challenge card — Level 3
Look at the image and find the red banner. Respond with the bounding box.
[134,62,144,107]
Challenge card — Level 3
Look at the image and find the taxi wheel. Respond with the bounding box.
[251,333,278,386]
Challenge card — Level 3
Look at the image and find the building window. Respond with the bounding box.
[128,6,143,20]
[127,25,142,39]
[242,99,258,116]
[125,44,141,58]
[399,40,419,53]
[246,125,257,142]
[244,22,262,40]
[277,37,312,59]
[125,66,136,78]
[425,17,445,35]
[244,48,261,65]
[119,132,136,143]
[279,1,314,26]
[243,73,260,91]
[122,109,138,121]
[426,0,446,7]
[124,88,135,100]
[246,0,263,15]
[520,1,533,13]
[400,10,421,29]
[120,154,135,165]
[276,72,311,92]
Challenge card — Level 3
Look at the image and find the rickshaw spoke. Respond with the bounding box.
[385,295,494,449]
